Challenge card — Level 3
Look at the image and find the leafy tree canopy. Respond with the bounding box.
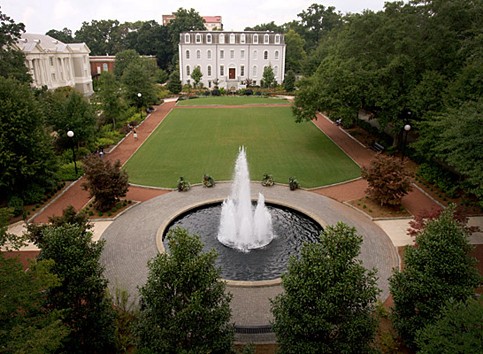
[137,228,234,353]
[46,27,75,43]
[271,222,380,353]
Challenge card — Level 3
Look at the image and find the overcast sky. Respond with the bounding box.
[2,0,389,34]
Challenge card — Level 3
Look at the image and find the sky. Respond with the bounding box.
[2,0,389,35]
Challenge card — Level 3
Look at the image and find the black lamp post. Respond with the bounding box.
[401,123,411,161]
[137,92,142,119]
[67,130,78,176]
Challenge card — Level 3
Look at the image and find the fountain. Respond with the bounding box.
[217,147,274,252]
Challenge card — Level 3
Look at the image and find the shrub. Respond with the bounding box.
[261,174,274,187]
[211,88,221,96]
[288,177,299,191]
[58,162,84,181]
[202,174,215,188]
[7,196,24,217]
[361,154,413,207]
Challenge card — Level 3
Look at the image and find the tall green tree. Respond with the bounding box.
[121,60,157,107]
[283,70,296,92]
[389,206,481,350]
[39,224,117,353]
[74,19,127,55]
[0,77,58,204]
[96,71,124,129]
[137,228,234,353]
[0,8,31,83]
[284,29,307,74]
[262,65,276,88]
[167,70,182,94]
[114,49,141,79]
[244,21,284,32]
[0,254,69,353]
[271,222,380,353]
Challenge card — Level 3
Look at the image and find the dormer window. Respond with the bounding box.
[264,34,269,44]
[219,34,225,44]
[207,33,212,44]
[184,33,190,43]
[240,34,246,44]
[253,34,258,44]
[230,33,235,44]
[195,33,202,43]
[275,34,280,44]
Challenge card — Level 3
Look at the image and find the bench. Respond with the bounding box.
[371,142,385,153]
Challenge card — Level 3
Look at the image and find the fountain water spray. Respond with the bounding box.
[217,147,274,252]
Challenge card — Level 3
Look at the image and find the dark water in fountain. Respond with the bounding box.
[164,203,323,281]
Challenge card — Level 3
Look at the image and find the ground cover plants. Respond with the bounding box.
[124,105,360,188]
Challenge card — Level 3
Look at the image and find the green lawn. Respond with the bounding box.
[176,96,289,106]
[124,106,360,188]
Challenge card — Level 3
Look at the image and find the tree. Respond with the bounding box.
[39,224,116,353]
[74,19,127,55]
[415,297,483,353]
[0,254,69,353]
[136,228,234,353]
[262,65,276,88]
[121,60,157,108]
[284,29,307,74]
[271,222,380,353]
[361,154,413,207]
[27,205,92,246]
[244,21,284,32]
[0,77,58,205]
[0,8,31,83]
[167,70,182,94]
[82,155,129,211]
[190,65,203,88]
[389,206,480,350]
[46,27,75,43]
[96,71,124,129]
[413,99,483,205]
[283,70,296,92]
[167,8,205,54]
[114,49,141,79]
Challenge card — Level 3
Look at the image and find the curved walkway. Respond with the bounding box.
[100,183,398,328]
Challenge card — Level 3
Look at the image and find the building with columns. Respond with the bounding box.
[178,31,286,90]
[14,33,94,96]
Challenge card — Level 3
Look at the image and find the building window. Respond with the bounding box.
[103,63,108,71]
[240,65,245,77]
[230,49,235,59]
[207,33,212,44]
[230,33,235,44]
[51,73,56,81]
[253,34,258,44]
[264,51,268,60]
[252,65,257,77]
[208,65,212,76]
[264,34,269,44]
[219,34,225,44]
[241,34,246,44]
[184,33,190,43]
[197,50,201,59]
[207,50,212,59]
[253,50,258,59]
[275,50,279,60]
[186,50,190,59]
[252,80,257,85]
[186,66,190,76]
[240,49,245,59]
[49,57,54,66]
[275,34,281,44]
[196,33,202,43]
[220,50,224,59]
[220,65,225,76]
[274,66,278,76]
[208,80,212,88]
[97,66,101,74]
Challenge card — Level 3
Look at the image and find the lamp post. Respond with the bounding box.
[401,124,411,161]
[137,92,142,120]
[67,130,78,176]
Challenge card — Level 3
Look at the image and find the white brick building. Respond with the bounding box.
[178,31,286,90]
[14,33,94,96]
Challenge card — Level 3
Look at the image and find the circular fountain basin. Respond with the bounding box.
[163,202,323,281]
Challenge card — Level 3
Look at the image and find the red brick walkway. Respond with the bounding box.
[33,102,440,223]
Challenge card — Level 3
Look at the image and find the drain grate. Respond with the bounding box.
[235,325,273,334]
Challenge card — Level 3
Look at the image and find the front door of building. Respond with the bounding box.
[229,68,236,79]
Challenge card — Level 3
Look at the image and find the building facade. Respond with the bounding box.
[90,55,116,78]
[178,31,286,90]
[14,33,93,96]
